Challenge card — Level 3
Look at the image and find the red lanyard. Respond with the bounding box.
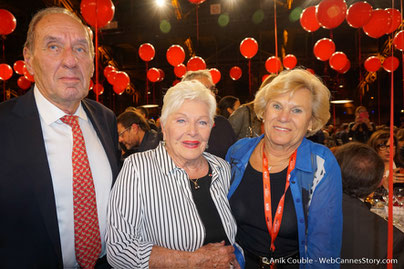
[262,143,297,252]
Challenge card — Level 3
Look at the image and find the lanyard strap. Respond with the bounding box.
[262,143,297,252]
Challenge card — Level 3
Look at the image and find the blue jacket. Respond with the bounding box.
[226,135,342,268]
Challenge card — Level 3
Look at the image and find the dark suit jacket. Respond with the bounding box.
[0,89,121,268]
[341,194,404,268]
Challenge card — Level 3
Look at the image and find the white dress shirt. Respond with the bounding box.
[107,142,237,268]
[34,87,113,268]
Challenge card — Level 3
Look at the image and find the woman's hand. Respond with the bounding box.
[191,241,235,268]
[393,168,404,184]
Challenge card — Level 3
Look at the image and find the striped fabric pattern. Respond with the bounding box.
[107,142,237,268]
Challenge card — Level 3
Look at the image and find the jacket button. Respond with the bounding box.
[296,198,300,203]
[300,218,304,223]
[291,181,296,184]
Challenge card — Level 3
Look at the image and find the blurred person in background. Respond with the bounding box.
[348,106,375,143]
[218,95,240,119]
[334,142,404,269]
[182,70,236,159]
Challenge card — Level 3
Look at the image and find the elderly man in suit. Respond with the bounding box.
[0,7,120,268]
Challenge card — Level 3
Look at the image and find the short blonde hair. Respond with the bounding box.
[160,80,216,127]
[182,70,213,85]
[254,68,330,136]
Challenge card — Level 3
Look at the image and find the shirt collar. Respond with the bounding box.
[295,137,314,173]
[34,86,88,125]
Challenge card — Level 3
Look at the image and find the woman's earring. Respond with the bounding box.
[162,140,166,146]
[205,144,209,149]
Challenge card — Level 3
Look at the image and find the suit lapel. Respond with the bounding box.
[11,89,63,262]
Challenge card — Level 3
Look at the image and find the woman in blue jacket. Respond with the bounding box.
[226,69,342,269]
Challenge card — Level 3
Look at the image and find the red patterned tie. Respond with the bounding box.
[61,115,101,269]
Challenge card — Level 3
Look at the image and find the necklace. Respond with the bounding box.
[189,173,212,190]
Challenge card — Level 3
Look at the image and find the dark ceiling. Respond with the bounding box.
[0,0,403,124]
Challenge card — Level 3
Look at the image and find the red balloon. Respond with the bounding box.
[104,65,116,78]
[313,38,336,61]
[17,76,32,90]
[393,30,404,51]
[306,68,315,75]
[139,43,155,62]
[209,68,221,84]
[158,69,165,82]
[346,1,372,28]
[229,66,242,80]
[385,8,401,34]
[265,56,282,74]
[166,45,185,67]
[93,83,104,95]
[147,68,160,82]
[363,9,391,39]
[364,56,381,72]
[172,79,180,86]
[113,84,125,95]
[80,0,115,28]
[383,56,399,72]
[283,54,297,70]
[0,64,13,80]
[0,9,16,35]
[337,59,351,74]
[240,37,258,59]
[174,63,187,78]
[23,67,35,82]
[106,70,117,85]
[262,74,270,83]
[89,79,94,90]
[329,52,348,71]
[188,0,206,4]
[187,56,206,71]
[113,71,130,91]
[300,6,320,32]
[316,0,347,29]
[13,60,25,75]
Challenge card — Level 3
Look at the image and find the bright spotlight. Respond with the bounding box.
[156,0,165,7]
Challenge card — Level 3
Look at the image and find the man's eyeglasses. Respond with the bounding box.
[377,143,396,150]
[118,126,131,137]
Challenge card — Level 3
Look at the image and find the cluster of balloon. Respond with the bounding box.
[229,66,242,81]
[188,0,206,4]
[104,65,130,95]
[80,0,115,101]
[13,60,33,90]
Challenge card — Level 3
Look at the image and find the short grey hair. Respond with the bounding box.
[254,68,331,136]
[24,7,94,57]
[160,80,216,127]
[182,70,213,85]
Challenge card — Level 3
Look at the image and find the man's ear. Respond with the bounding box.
[131,123,140,133]
[23,47,35,75]
[226,107,233,115]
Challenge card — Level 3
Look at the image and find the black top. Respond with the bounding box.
[348,122,375,143]
[189,166,230,245]
[206,115,237,159]
[230,162,299,259]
